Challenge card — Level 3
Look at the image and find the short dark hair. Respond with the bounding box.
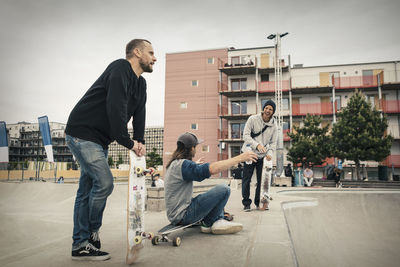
[126,39,151,59]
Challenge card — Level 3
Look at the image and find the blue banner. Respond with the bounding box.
[0,121,8,162]
[0,121,7,147]
[38,116,54,162]
[38,116,52,146]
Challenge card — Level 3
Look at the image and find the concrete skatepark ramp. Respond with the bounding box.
[282,191,400,267]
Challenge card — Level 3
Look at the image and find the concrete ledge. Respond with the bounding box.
[146,183,217,211]
[312,178,400,188]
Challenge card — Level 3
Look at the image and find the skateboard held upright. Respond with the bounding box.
[260,157,273,209]
[126,151,155,264]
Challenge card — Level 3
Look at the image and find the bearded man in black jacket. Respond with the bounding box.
[65,39,156,261]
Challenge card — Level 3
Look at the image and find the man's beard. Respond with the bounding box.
[139,59,153,73]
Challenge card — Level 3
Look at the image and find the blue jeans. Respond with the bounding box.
[66,135,114,250]
[180,184,230,227]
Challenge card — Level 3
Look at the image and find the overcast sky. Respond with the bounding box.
[1,0,399,127]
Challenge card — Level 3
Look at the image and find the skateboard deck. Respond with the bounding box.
[151,220,202,247]
[126,151,154,264]
[261,157,273,205]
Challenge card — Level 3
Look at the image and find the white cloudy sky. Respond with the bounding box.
[0,0,399,126]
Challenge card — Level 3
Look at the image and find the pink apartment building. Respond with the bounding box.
[163,48,228,176]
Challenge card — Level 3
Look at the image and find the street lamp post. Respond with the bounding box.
[268,32,288,177]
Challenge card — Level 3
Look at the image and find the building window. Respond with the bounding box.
[231,78,247,91]
[207,57,214,64]
[283,98,289,110]
[230,146,241,158]
[202,145,209,152]
[231,56,240,65]
[191,123,198,130]
[261,74,269,82]
[231,101,247,115]
[180,102,187,109]
[331,96,341,110]
[231,123,245,139]
[367,95,375,109]
[191,80,198,87]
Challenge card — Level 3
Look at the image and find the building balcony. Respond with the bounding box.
[217,128,291,142]
[381,100,400,113]
[218,81,257,97]
[258,56,290,74]
[292,72,398,91]
[381,155,400,168]
[218,57,257,75]
[258,80,290,93]
[217,104,251,120]
[217,153,229,161]
[292,102,339,116]
[332,75,380,89]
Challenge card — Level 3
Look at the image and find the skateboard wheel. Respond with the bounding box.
[148,232,154,239]
[151,235,160,245]
[172,236,181,247]
[135,167,143,174]
[134,236,142,245]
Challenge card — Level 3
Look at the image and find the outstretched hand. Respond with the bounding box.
[256,144,267,153]
[241,151,258,163]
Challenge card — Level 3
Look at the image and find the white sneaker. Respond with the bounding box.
[200,222,212,234]
[211,219,243,235]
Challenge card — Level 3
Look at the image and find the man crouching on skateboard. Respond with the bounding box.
[164,132,257,234]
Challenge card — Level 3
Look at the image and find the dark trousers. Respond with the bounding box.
[242,158,264,207]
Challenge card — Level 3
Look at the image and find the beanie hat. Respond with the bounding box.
[262,99,276,114]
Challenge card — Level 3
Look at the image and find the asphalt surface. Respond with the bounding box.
[0,180,399,267]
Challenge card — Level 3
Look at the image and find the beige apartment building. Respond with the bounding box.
[164,46,400,179]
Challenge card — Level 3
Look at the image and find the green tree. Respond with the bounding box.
[146,147,163,168]
[108,155,114,167]
[331,90,393,180]
[117,154,123,168]
[287,114,331,168]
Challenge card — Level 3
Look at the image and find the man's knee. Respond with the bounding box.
[96,179,114,197]
[214,183,230,196]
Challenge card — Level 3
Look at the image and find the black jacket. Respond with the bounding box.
[65,59,146,149]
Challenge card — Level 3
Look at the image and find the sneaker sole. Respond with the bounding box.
[212,225,243,235]
[72,255,111,261]
[201,229,212,234]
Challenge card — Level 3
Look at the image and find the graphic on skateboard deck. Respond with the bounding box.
[126,151,155,264]
[151,220,202,247]
[260,157,273,208]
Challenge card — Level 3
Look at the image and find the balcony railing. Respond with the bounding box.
[333,75,379,89]
[218,129,228,140]
[381,100,400,113]
[217,104,228,116]
[292,102,339,116]
[218,81,229,92]
[217,153,229,161]
[381,155,400,168]
[258,80,290,93]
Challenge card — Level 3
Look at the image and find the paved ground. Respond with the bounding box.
[0,180,399,267]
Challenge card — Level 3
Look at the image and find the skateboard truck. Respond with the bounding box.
[134,231,154,245]
[152,234,181,247]
[134,166,156,176]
